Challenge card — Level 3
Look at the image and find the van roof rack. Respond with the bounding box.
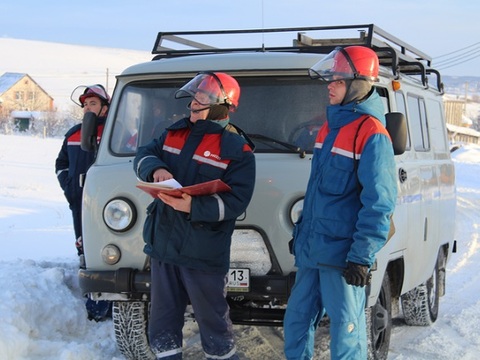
[152,24,443,93]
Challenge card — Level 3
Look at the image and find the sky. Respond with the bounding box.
[0,125,480,358]
[1,0,480,77]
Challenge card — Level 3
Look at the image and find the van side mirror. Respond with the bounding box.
[81,112,98,152]
[385,112,407,155]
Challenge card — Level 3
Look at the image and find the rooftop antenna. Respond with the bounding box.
[261,0,265,51]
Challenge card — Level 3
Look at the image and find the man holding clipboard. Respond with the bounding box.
[134,72,255,360]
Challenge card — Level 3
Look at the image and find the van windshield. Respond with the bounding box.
[109,76,330,155]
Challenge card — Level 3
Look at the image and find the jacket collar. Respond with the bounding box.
[326,91,386,129]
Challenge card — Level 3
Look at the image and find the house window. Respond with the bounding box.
[28,91,35,101]
[15,91,24,100]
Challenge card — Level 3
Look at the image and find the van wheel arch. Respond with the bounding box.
[400,250,443,326]
[366,272,392,360]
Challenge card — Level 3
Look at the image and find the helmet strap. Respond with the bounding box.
[187,101,211,113]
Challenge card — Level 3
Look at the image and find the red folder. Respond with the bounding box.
[136,179,231,198]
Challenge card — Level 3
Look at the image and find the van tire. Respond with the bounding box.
[113,301,155,360]
[366,272,392,360]
[401,261,440,326]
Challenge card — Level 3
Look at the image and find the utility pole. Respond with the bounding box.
[106,68,109,93]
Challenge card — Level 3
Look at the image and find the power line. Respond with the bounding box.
[432,42,480,72]
[433,42,480,59]
[435,46,480,66]
[435,49,480,70]
[437,55,480,71]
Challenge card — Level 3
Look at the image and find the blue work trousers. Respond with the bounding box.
[149,260,238,360]
[284,266,367,360]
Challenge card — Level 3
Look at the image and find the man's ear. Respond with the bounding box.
[101,105,109,116]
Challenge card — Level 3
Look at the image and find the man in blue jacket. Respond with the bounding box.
[284,46,397,359]
[134,72,256,360]
[55,84,110,257]
[55,84,111,321]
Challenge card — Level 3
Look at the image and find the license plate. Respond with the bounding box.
[227,268,250,292]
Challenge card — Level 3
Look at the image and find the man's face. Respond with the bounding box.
[189,92,211,123]
[327,79,347,105]
[83,96,107,116]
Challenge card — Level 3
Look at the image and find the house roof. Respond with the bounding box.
[0,72,53,101]
[447,123,480,137]
[0,72,26,95]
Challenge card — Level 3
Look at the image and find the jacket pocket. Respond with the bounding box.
[319,155,354,195]
[197,163,225,182]
[314,217,355,239]
[180,222,230,261]
[142,201,158,248]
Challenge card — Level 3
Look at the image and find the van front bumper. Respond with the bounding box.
[78,268,151,296]
[78,267,295,300]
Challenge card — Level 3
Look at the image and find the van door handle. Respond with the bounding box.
[398,168,407,183]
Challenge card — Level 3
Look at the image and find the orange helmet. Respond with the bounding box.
[308,46,379,83]
[175,72,240,111]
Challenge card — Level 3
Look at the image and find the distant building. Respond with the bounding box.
[446,123,480,145]
[0,72,54,129]
[443,97,464,127]
[0,72,54,130]
[443,96,480,144]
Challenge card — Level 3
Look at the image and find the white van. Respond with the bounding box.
[79,24,456,360]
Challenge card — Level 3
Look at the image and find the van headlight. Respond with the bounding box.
[103,197,136,232]
[101,244,121,265]
[290,198,304,225]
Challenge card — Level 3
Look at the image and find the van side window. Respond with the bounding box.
[426,99,449,153]
[407,94,430,151]
[394,92,411,149]
[375,86,390,113]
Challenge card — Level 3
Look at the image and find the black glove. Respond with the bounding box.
[343,262,371,287]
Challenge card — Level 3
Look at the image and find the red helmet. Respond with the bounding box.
[308,46,379,83]
[70,84,111,108]
[175,72,240,111]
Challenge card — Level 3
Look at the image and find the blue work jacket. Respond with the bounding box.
[134,118,256,274]
[292,91,397,269]
[55,117,105,206]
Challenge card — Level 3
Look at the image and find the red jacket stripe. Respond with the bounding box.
[314,116,390,159]
[163,129,232,169]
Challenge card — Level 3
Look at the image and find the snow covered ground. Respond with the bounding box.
[0,133,479,360]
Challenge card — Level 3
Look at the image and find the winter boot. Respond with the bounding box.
[86,297,112,322]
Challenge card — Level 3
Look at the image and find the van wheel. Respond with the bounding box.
[401,261,440,326]
[366,272,392,360]
[113,301,155,360]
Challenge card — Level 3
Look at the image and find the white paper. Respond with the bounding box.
[152,178,182,189]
